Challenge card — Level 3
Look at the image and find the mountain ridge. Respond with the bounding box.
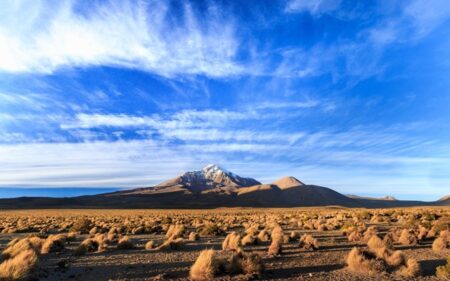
[0,164,448,209]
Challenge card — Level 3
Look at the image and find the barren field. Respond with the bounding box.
[0,207,449,281]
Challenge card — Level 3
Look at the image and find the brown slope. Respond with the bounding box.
[272,176,305,189]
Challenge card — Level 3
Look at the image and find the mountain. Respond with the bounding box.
[272,176,304,189]
[347,194,397,201]
[157,164,260,191]
[0,165,447,209]
[113,164,261,195]
[436,195,450,206]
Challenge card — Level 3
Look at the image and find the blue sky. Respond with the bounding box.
[1,0,450,200]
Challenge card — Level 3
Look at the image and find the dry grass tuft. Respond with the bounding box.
[189,232,200,241]
[363,226,377,242]
[348,231,363,242]
[145,240,156,250]
[299,234,319,250]
[222,232,241,252]
[165,224,185,240]
[0,249,38,281]
[2,238,43,259]
[417,226,429,241]
[155,237,185,251]
[383,232,395,249]
[117,236,134,250]
[74,238,99,255]
[396,258,420,278]
[398,229,417,245]
[257,230,270,243]
[289,231,300,241]
[190,249,217,280]
[41,234,66,254]
[241,234,255,246]
[432,237,448,253]
[240,252,264,276]
[70,218,92,233]
[346,247,384,275]
[384,250,405,267]
[66,232,78,242]
[436,256,450,280]
[268,225,284,256]
[199,223,224,236]
[367,235,390,259]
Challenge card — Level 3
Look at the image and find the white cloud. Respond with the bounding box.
[285,0,341,15]
[0,140,448,201]
[404,0,450,38]
[279,0,450,82]
[0,0,243,78]
[253,100,319,109]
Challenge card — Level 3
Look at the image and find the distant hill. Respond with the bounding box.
[0,165,448,209]
[347,194,397,201]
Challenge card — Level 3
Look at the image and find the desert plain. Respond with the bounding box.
[0,207,449,281]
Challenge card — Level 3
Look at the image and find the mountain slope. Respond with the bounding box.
[0,165,447,209]
[272,176,304,189]
[117,164,261,195]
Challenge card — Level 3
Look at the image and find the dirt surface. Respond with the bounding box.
[0,208,448,281]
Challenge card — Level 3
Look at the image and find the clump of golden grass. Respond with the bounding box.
[0,249,38,281]
[189,232,200,241]
[70,218,92,233]
[346,247,385,275]
[41,234,66,254]
[155,237,185,251]
[199,223,224,236]
[5,238,20,248]
[241,234,255,246]
[348,230,363,242]
[299,234,319,250]
[396,258,420,278]
[268,225,283,256]
[417,225,429,241]
[432,237,448,253]
[74,238,99,255]
[2,237,43,259]
[347,236,420,278]
[363,226,377,242]
[190,249,218,280]
[239,252,264,277]
[222,232,241,252]
[440,230,450,243]
[92,233,110,252]
[165,224,185,240]
[289,231,300,241]
[190,249,264,280]
[398,229,417,245]
[436,256,450,280]
[366,235,404,267]
[367,235,390,258]
[89,226,99,235]
[385,250,406,268]
[257,230,270,243]
[66,232,78,242]
[145,240,156,250]
[382,232,395,249]
[117,236,134,250]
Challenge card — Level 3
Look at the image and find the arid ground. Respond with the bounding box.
[0,207,449,281]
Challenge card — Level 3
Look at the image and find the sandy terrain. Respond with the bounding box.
[0,208,448,281]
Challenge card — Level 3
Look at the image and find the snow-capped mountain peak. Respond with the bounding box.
[160,164,261,191]
[202,164,234,178]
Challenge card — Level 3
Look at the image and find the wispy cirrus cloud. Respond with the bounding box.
[285,0,341,15]
[0,0,244,78]
[278,0,450,83]
[0,138,448,201]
